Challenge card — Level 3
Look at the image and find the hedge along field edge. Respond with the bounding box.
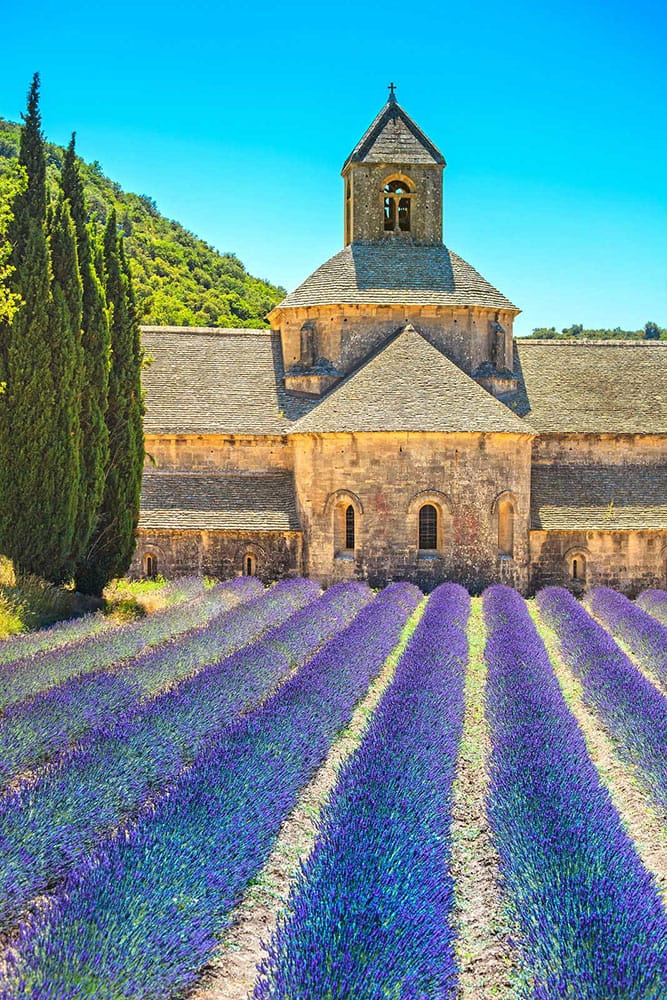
[188,594,427,1000]
[0,575,266,712]
[0,578,337,787]
[0,582,422,1000]
[450,598,519,1000]
[484,585,667,999]
[0,577,335,933]
[530,603,667,907]
[585,586,667,690]
[254,583,468,1000]
[537,586,667,814]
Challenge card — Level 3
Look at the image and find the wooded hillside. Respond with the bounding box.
[0,118,284,328]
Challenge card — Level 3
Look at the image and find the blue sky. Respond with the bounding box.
[2,0,665,335]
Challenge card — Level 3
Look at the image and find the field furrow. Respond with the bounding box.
[0,583,421,1000]
[586,586,667,688]
[255,583,468,999]
[637,589,667,627]
[538,586,667,813]
[484,585,667,998]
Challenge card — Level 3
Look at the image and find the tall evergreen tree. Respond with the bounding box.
[0,74,81,581]
[76,209,144,595]
[61,134,111,582]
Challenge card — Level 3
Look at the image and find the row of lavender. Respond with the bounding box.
[255,583,468,998]
[0,583,421,999]
[0,576,207,667]
[0,578,373,934]
[0,576,262,712]
[0,577,323,787]
[538,586,667,813]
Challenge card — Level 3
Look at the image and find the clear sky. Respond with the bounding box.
[2,0,665,335]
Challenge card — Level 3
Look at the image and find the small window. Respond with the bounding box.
[144,553,157,578]
[244,553,256,576]
[345,505,355,550]
[498,500,514,557]
[419,504,438,550]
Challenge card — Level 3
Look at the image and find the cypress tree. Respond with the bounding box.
[0,74,81,581]
[76,209,144,595]
[61,134,111,584]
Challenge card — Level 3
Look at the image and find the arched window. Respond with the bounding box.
[571,553,586,582]
[143,553,157,578]
[243,553,256,576]
[418,504,438,550]
[498,499,514,557]
[345,504,355,550]
[383,179,412,233]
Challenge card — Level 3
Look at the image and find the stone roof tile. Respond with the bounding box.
[139,472,300,532]
[140,327,315,435]
[531,464,667,530]
[274,242,518,312]
[288,325,531,435]
[515,339,667,434]
[342,99,446,169]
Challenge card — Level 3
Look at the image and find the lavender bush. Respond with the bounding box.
[0,578,333,785]
[0,576,265,712]
[0,579,366,933]
[586,586,667,685]
[485,585,667,998]
[255,583,467,1000]
[0,583,421,1000]
[538,586,667,813]
[637,590,667,627]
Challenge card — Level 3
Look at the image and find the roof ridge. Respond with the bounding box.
[342,99,445,171]
[518,338,664,347]
[140,326,270,336]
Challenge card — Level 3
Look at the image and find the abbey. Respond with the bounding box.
[133,92,667,594]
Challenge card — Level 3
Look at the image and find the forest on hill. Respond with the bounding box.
[0,118,284,328]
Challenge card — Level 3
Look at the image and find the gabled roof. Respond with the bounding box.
[140,327,315,435]
[343,98,445,170]
[514,339,667,434]
[531,464,667,531]
[139,471,300,531]
[272,242,518,313]
[288,325,531,436]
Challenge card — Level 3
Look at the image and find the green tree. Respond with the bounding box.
[62,134,111,577]
[644,321,661,340]
[0,162,27,325]
[0,74,80,581]
[76,209,144,595]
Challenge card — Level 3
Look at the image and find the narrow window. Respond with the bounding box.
[571,554,586,582]
[419,504,438,550]
[144,553,157,578]
[244,553,256,576]
[498,500,514,557]
[345,504,355,550]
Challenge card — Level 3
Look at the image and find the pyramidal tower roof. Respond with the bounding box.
[342,88,446,171]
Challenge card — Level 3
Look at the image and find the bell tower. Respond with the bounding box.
[341,85,446,246]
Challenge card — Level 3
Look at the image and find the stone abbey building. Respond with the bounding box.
[132,93,667,594]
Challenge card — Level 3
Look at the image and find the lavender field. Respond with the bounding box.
[0,579,666,999]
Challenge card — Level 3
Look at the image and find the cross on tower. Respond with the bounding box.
[388,82,397,101]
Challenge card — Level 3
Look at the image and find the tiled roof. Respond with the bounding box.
[531,464,667,530]
[139,472,300,531]
[274,242,518,312]
[515,340,667,434]
[342,98,446,169]
[288,325,531,435]
[140,327,315,435]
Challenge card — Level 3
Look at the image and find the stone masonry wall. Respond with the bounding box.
[344,163,444,244]
[530,529,667,595]
[278,305,515,379]
[145,434,293,473]
[293,430,532,592]
[130,529,302,583]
